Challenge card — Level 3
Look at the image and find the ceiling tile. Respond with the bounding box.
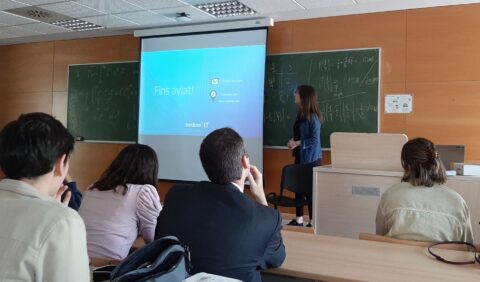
[20,22,72,34]
[115,10,174,25]
[356,0,392,2]
[181,0,232,5]
[0,11,39,25]
[240,0,304,13]
[74,0,144,14]
[41,1,105,18]
[0,25,43,36]
[124,0,186,10]
[151,6,215,21]
[0,31,17,39]
[294,0,355,9]
[80,14,139,28]
[13,0,69,4]
[0,0,28,11]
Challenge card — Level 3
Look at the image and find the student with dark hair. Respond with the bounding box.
[79,144,161,260]
[0,112,89,281]
[155,127,285,282]
[287,85,323,227]
[376,137,473,243]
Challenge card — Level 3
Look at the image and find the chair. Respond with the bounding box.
[266,164,313,219]
[90,258,121,282]
[89,257,122,267]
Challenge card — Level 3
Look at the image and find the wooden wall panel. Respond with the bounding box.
[407,4,480,82]
[267,21,293,54]
[0,45,6,95]
[405,82,480,162]
[157,182,175,203]
[119,35,140,61]
[264,149,294,194]
[380,83,407,134]
[288,11,406,84]
[52,91,67,126]
[69,142,127,191]
[0,92,52,128]
[0,43,54,94]
[53,35,140,92]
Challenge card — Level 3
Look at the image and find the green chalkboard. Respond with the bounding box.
[264,48,380,148]
[67,62,139,142]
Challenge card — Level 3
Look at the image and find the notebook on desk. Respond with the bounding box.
[436,145,465,170]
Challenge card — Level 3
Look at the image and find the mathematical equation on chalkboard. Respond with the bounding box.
[265,100,378,124]
[67,62,139,142]
[264,49,380,147]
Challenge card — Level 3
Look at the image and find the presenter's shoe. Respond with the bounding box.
[306,223,313,228]
[286,220,304,227]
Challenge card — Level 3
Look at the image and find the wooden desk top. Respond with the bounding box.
[313,165,404,177]
[266,231,480,281]
[314,165,480,181]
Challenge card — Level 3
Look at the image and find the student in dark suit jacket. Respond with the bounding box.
[155,127,285,282]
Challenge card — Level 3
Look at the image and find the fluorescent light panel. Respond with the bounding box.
[50,19,104,31]
[195,0,256,18]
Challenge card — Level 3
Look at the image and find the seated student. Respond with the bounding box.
[155,128,286,282]
[0,113,89,281]
[79,144,162,260]
[376,137,473,243]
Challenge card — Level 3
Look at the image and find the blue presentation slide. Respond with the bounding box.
[139,45,265,139]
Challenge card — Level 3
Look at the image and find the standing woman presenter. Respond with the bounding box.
[287,85,323,227]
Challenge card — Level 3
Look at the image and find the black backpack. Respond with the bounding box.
[93,236,192,282]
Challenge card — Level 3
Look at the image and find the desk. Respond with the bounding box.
[313,166,480,244]
[265,231,480,281]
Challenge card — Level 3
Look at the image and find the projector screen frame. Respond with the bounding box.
[137,27,269,183]
[134,17,273,38]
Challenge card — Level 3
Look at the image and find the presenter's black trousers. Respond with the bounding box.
[295,159,322,219]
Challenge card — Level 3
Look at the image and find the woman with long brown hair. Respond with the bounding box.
[287,85,323,227]
[79,144,162,260]
[376,137,473,243]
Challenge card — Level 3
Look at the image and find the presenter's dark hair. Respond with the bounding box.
[200,127,246,184]
[92,144,158,194]
[401,137,446,187]
[0,112,74,180]
[296,85,324,123]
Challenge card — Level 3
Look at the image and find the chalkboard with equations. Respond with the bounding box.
[67,62,139,142]
[264,48,380,148]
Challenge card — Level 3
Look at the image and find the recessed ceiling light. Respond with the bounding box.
[50,19,104,31]
[5,6,105,32]
[194,0,256,18]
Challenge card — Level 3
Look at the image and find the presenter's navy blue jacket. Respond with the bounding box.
[155,181,286,282]
[293,113,322,164]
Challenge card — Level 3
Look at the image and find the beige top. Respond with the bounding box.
[376,182,474,243]
[0,179,90,282]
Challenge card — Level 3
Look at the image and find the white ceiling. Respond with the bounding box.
[0,0,479,45]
